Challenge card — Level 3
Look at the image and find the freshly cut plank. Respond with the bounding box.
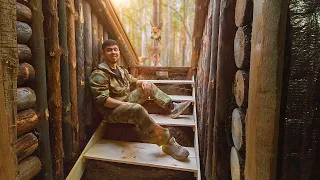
[232,108,246,151]
[230,146,244,180]
[233,70,249,107]
[140,80,194,85]
[168,95,194,102]
[84,140,197,172]
[149,114,195,127]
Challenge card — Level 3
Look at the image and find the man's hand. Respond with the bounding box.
[141,81,152,91]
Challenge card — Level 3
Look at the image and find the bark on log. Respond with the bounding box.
[19,156,42,180]
[212,0,237,179]
[235,0,253,27]
[18,44,32,62]
[232,108,246,151]
[67,0,80,156]
[103,31,108,41]
[245,0,288,179]
[43,0,64,178]
[17,2,32,23]
[92,13,99,68]
[190,0,210,74]
[75,0,86,149]
[58,0,73,162]
[28,0,54,178]
[16,21,32,44]
[234,26,251,69]
[98,23,103,65]
[230,146,245,180]
[18,62,35,86]
[205,0,221,179]
[14,133,38,162]
[17,87,36,111]
[83,0,93,126]
[17,109,38,137]
[233,70,249,107]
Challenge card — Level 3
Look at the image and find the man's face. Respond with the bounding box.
[103,45,120,64]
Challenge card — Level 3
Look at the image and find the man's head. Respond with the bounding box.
[102,39,120,65]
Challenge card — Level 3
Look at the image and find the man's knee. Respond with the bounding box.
[131,103,145,113]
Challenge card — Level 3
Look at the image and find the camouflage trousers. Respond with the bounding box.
[106,83,172,140]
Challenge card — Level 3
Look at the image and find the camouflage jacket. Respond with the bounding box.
[89,63,137,114]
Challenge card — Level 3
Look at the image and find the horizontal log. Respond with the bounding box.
[235,0,253,27]
[17,87,36,111]
[16,21,32,44]
[234,26,251,69]
[17,2,32,23]
[18,44,32,62]
[17,109,38,136]
[232,108,246,151]
[14,133,38,162]
[19,156,42,180]
[233,70,249,107]
[230,146,244,180]
[18,63,35,86]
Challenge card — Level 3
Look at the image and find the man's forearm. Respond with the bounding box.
[136,80,143,87]
[104,97,126,108]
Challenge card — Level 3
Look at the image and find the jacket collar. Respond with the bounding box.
[97,63,125,79]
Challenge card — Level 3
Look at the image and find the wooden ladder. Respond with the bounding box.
[66,78,201,180]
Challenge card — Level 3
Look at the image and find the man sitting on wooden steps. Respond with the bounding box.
[89,39,191,161]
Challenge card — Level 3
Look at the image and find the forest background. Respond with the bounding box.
[111,0,195,66]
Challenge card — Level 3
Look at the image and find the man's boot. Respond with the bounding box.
[170,101,192,119]
[162,137,190,161]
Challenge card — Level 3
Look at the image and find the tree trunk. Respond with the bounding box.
[18,156,42,180]
[75,0,86,149]
[28,0,53,178]
[234,26,251,69]
[58,0,73,162]
[230,146,245,180]
[205,0,220,179]
[231,108,246,151]
[103,31,108,41]
[18,44,32,63]
[16,21,32,44]
[18,62,35,86]
[43,0,64,178]
[14,133,38,162]
[235,0,253,27]
[17,87,36,111]
[17,2,32,23]
[92,13,99,68]
[67,0,80,156]
[153,0,159,26]
[17,109,38,137]
[98,23,103,64]
[212,0,237,179]
[233,70,249,107]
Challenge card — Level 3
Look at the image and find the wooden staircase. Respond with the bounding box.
[66,78,201,180]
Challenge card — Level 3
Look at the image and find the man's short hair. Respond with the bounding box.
[102,39,119,50]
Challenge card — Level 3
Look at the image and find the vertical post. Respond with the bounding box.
[43,0,64,178]
[245,0,288,179]
[28,0,53,179]
[0,0,19,179]
[66,0,80,156]
[92,13,99,68]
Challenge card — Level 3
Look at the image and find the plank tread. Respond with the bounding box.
[150,114,195,127]
[140,80,194,85]
[84,140,197,172]
[168,95,195,102]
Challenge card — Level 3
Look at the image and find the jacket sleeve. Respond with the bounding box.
[89,70,110,105]
[124,69,138,88]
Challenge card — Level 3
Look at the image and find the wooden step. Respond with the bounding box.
[169,95,195,102]
[84,140,197,173]
[150,114,195,127]
[140,80,194,85]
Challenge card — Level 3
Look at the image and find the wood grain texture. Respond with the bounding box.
[17,109,38,136]
[230,146,244,180]
[17,2,32,23]
[233,70,249,107]
[235,0,253,27]
[84,140,197,172]
[231,108,246,151]
[18,156,42,180]
[245,0,288,179]
[17,87,36,111]
[18,44,32,62]
[234,26,251,69]
[16,21,32,43]
[18,62,35,86]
